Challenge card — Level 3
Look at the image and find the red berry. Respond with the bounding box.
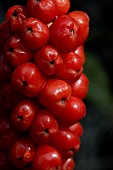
[27,0,58,24]
[0,82,24,111]
[34,44,63,76]
[0,1,90,168]
[58,96,86,126]
[56,52,83,84]
[69,122,83,137]
[0,117,20,149]
[6,5,28,33]
[32,144,62,170]
[61,157,75,170]
[50,15,80,53]
[11,99,39,132]
[55,0,70,16]
[73,44,86,64]
[11,62,47,97]
[39,79,71,117]
[8,137,35,168]
[20,17,49,50]
[4,34,34,67]
[29,109,58,144]
[68,10,90,46]
[71,73,89,99]
[50,128,81,158]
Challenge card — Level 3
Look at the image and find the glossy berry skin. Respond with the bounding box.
[29,109,58,144]
[39,79,71,117]
[0,54,13,85]
[61,157,75,170]
[0,117,20,149]
[0,1,90,169]
[73,45,86,64]
[32,144,62,170]
[56,52,83,84]
[0,82,24,111]
[20,17,49,50]
[55,0,70,16]
[58,96,86,126]
[50,15,79,53]
[68,10,90,46]
[8,137,35,169]
[71,73,89,99]
[27,0,58,24]
[4,34,33,67]
[11,99,38,132]
[11,62,47,97]
[34,44,63,76]
[69,122,83,138]
[50,128,81,158]
[6,5,28,33]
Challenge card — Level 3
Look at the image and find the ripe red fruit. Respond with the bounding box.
[55,0,70,16]
[5,5,28,33]
[8,137,35,169]
[69,122,83,137]
[0,81,24,111]
[50,128,81,158]
[73,44,86,64]
[4,34,33,67]
[11,99,39,132]
[27,0,58,24]
[29,109,58,144]
[34,44,63,76]
[49,15,79,53]
[20,17,49,50]
[32,144,62,170]
[0,117,20,149]
[61,157,75,170]
[11,62,47,97]
[71,73,89,99]
[58,96,86,126]
[0,0,90,168]
[39,79,71,117]
[56,52,83,84]
[68,10,90,46]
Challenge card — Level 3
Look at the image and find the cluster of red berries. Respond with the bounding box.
[0,0,90,169]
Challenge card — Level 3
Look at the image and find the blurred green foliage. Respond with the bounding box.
[84,49,113,114]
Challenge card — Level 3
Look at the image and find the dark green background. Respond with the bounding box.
[0,0,113,169]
